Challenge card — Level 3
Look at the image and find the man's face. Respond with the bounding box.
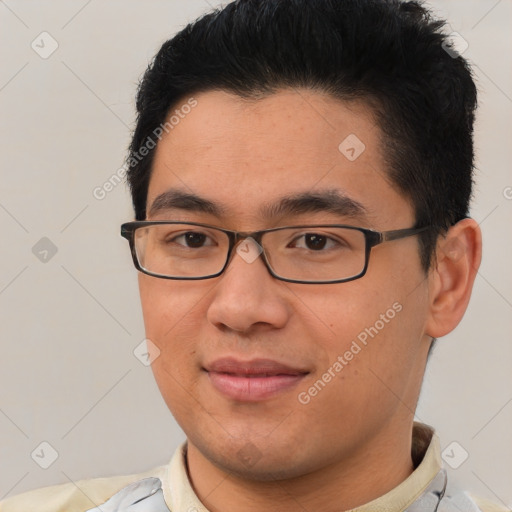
[139,89,433,480]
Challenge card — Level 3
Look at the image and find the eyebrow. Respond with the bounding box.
[148,189,225,217]
[148,188,369,221]
[261,190,368,221]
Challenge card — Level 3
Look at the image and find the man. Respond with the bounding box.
[1,0,506,511]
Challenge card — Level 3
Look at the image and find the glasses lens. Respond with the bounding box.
[133,224,229,278]
[131,224,367,282]
[263,226,366,282]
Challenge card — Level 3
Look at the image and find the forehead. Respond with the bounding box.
[147,89,414,229]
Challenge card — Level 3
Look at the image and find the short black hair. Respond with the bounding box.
[126,0,477,271]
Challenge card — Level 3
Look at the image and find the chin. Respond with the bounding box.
[189,429,323,482]
[207,447,308,481]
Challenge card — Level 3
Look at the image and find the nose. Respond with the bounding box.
[206,238,291,333]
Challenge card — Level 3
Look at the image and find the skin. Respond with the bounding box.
[138,89,482,512]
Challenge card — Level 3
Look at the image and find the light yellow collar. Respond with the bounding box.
[162,422,441,512]
[348,423,441,511]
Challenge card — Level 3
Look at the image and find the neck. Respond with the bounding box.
[185,421,415,512]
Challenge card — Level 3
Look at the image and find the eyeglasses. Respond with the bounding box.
[120,221,429,284]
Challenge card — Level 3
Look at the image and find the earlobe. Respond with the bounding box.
[425,218,482,338]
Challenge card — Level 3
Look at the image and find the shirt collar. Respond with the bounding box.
[162,422,442,512]
[348,422,442,511]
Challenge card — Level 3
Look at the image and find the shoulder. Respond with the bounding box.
[0,466,167,512]
[440,457,509,512]
[441,488,510,512]
[469,494,511,512]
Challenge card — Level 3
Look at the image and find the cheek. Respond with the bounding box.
[304,281,425,395]
[140,279,205,423]
[138,275,206,339]
[138,275,207,381]
[310,284,391,346]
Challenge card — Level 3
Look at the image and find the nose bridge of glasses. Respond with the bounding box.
[227,229,265,253]
[229,233,266,266]
[197,228,276,284]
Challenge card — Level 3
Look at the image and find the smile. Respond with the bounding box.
[206,372,308,402]
[203,357,309,402]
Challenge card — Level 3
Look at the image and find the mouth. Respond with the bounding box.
[203,357,309,402]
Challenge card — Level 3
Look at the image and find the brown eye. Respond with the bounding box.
[289,232,340,251]
[304,234,327,250]
[168,231,215,248]
[183,232,207,248]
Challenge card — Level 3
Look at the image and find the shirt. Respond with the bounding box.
[0,423,508,512]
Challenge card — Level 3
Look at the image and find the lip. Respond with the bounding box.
[204,357,309,402]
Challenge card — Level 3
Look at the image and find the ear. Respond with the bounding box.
[425,218,482,338]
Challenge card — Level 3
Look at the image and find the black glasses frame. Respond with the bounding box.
[121,221,429,284]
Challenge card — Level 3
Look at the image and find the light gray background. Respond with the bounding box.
[0,0,511,507]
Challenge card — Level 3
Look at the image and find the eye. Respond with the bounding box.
[290,233,341,251]
[171,231,215,248]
